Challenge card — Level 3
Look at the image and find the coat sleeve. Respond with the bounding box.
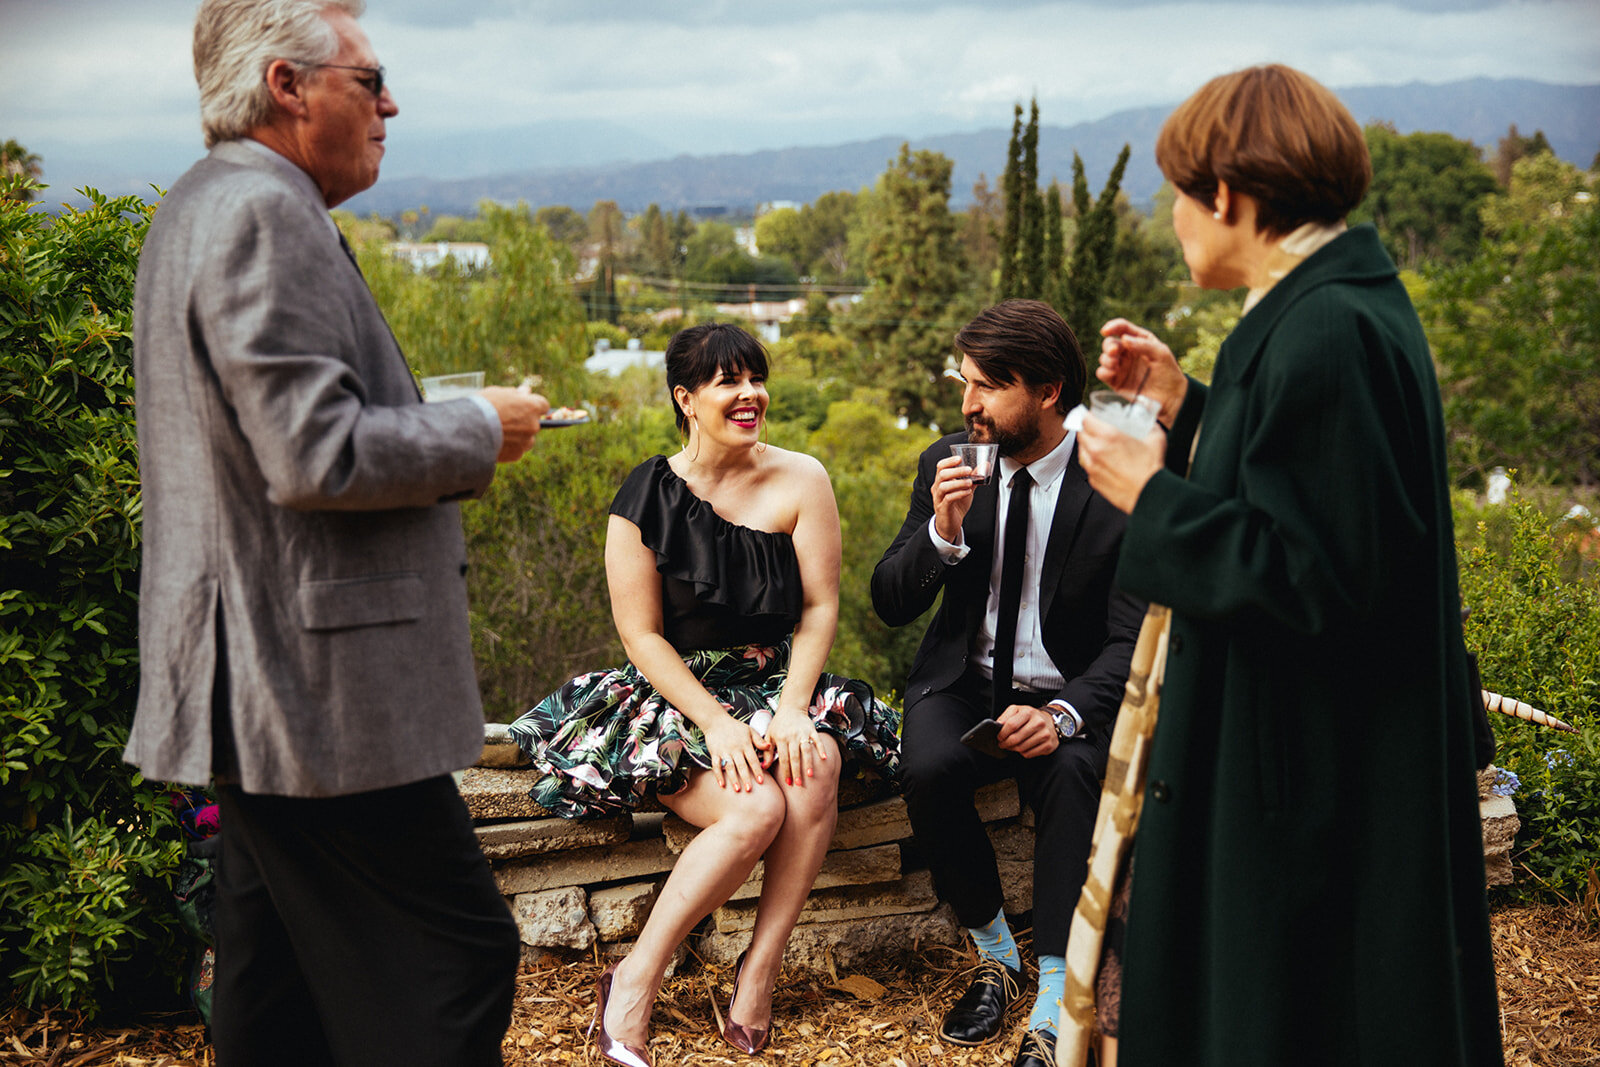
[1055,583,1145,737]
[192,184,497,512]
[871,442,950,628]
[1117,289,1430,636]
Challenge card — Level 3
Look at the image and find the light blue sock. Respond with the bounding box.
[968,909,1021,971]
[1028,954,1065,1034]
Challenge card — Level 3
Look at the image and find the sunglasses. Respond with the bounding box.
[294,62,386,98]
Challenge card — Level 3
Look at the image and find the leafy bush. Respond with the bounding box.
[1,188,185,1014]
[1457,491,1600,905]
[463,411,676,719]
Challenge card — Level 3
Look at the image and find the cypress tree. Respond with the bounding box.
[1061,145,1131,345]
[998,104,1024,300]
[1019,99,1044,300]
[1043,182,1064,308]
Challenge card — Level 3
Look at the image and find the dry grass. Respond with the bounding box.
[2,904,1594,1065]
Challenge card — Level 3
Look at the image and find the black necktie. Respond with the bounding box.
[992,467,1032,711]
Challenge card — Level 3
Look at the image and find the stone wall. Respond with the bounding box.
[461,725,1520,972]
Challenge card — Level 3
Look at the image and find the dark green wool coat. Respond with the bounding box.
[1116,226,1502,1066]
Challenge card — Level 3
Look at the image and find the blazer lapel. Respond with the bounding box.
[1039,444,1094,618]
[962,475,1001,633]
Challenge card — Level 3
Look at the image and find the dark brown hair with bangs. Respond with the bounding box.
[665,322,769,433]
[1155,64,1371,237]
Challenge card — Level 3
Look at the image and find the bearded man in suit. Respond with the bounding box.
[125,1,549,1062]
[872,299,1143,1067]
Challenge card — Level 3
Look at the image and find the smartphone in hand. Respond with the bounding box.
[959,718,1007,759]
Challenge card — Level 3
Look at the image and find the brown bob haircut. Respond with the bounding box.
[1155,64,1371,237]
[955,299,1086,409]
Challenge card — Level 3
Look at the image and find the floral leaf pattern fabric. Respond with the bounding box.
[508,638,900,818]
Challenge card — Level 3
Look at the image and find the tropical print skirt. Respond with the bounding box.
[508,638,901,819]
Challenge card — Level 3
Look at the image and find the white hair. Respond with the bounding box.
[193,0,366,148]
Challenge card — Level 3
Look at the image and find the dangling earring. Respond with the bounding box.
[685,413,700,462]
[756,417,768,454]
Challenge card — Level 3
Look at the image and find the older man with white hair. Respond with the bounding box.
[126,1,544,1062]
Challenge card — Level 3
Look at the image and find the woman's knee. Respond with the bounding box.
[720,784,788,852]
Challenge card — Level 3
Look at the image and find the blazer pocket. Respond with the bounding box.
[298,572,425,631]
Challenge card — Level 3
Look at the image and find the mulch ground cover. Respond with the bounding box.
[2,903,1594,1065]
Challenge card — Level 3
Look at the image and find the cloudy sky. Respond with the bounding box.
[2,0,1597,196]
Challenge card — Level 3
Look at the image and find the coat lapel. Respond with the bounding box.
[1039,443,1093,619]
[962,473,1001,633]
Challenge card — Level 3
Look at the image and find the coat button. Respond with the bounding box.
[1150,780,1171,803]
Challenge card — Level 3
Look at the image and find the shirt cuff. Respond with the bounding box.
[928,516,969,563]
[1048,700,1083,737]
[467,394,503,452]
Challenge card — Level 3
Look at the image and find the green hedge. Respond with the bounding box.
[1456,490,1600,905]
[1,189,184,1015]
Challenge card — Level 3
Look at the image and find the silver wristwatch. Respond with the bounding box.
[1049,704,1077,740]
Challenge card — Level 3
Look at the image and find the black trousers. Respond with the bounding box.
[901,668,1110,958]
[211,777,521,1067]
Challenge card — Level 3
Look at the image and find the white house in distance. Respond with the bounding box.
[389,241,492,272]
[587,338,665,376]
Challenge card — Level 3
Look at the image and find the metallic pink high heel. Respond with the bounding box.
[589,961,653,1067]
[721,950,772,1054]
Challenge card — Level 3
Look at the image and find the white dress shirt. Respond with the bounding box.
[929,430,1083,730]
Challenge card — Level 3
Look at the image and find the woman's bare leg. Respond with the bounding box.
[601,771,786,1049]
[729,735,843,1029]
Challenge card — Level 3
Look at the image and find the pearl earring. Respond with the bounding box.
[1213,211,1222,220]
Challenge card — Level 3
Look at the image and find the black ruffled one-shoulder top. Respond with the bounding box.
[609,455,804,651]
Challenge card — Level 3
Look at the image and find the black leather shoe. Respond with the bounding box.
[939,958,1024,1046]
[1014,1028,1057,1067]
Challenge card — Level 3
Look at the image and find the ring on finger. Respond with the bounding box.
[719,757,728,768]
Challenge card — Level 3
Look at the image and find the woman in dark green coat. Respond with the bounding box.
[1076,65,1502,1066]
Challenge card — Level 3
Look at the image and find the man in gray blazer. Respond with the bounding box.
[125,1,546,1062]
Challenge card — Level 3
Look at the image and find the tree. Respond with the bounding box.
[845,145,970,429]
[1042,182,1064,305]
[1351,123,1497,269]
[805,191,861,283]
[959,174,1003,291]
[1100,192,1181,332]
[997,100,1048,301]
[1059,146,1131,347]
[1,140,43,202]
[998,105,1024,299]
[583,200,625,323]
[1491,124,1554,188]
[631,203,675,279]
[753,206,806,275]
[534,204,587,251]
[1422,155,1600,484]
[682,220,799,302]
[752,193,860,285]
[1018,100,1045,299]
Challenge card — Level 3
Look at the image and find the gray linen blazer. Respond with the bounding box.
[126,140,500,797]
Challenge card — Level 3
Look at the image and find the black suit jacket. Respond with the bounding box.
[871,431,1144,737]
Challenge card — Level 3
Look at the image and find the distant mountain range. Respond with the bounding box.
[340,78,1600,220]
